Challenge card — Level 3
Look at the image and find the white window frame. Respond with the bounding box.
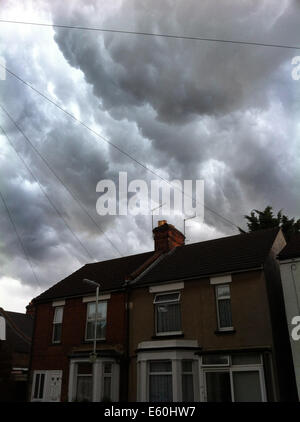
[215,284,234,331]
[148,360,173,402]
[181,359,195,402]
[75,362,93,402]
[85,300,107,341]
[68,358,119,402]
[201,354,230,367]
[154,291,182,336]
[52,306,64,344]
[32,371,47,402]
[102,362,113,402]
[200,354,267,402]
[137,348,200,402]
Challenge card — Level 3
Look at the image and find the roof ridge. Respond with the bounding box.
[175,227,280,250]
[86,250,153,266]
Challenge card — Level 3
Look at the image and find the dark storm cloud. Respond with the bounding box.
[51,0,298,120]
[0,0,300,308]
[49,0,300,227]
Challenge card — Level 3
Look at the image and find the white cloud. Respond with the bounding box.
[0,276,41,312]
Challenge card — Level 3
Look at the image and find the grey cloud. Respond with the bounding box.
[0,0,299,305]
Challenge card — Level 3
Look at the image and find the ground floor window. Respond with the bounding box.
[68,358,119,402]
[136,343,200,402]
[149,360,173,402]
[102,362,113,401]
[137,341,267,402]
[201,353,266,402]
[76,363,93,402]
[182,360,195,401]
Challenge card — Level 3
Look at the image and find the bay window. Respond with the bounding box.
[182,360,194,401]
[76,363,93,402]
[136,340,200,402]
[149,360,173,402]
[102,362,113,401]
[68,358,119,402]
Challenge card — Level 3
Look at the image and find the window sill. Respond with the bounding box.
[152,333,184,340]
[214,328,236,335]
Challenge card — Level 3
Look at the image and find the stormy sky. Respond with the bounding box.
[0,0,300,312]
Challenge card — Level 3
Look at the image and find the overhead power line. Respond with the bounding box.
[0,121,97,263]
[0,187,42,289]
[0,19,300,50]
[0,101,123,257]
[0,62,239,230]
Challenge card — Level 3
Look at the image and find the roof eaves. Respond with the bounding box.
[32,284,127,305]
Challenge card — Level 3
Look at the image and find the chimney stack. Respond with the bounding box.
[153,220,185,252]
[26,301,35,317]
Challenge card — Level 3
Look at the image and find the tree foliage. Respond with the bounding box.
[239,206,300,240]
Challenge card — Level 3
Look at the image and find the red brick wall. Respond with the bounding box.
[30,292,126,401]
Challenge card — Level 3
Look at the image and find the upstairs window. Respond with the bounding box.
[154,292,181,335]
[85,301,107,341]
[52,306,63,343]
[215,284,233,330]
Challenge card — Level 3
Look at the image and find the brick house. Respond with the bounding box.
[29,251,160,402]
[29,221,298,402]
[0,308,33,402]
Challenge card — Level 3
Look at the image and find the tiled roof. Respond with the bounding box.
[33,228,280,303]
[0,310,33,353]
[278,233,300,260]
[135,228,280,286]
[33,251,155,303]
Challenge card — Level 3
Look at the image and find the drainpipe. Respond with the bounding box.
[27,302,37,402]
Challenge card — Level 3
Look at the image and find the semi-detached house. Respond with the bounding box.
[29,221,298,402]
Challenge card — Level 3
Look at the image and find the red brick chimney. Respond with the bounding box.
[26,301,35,317]
[153,220,185,252]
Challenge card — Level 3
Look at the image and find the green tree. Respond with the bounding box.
[239,206,300,240]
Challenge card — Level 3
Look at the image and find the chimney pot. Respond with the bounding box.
[158,220,167,226]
